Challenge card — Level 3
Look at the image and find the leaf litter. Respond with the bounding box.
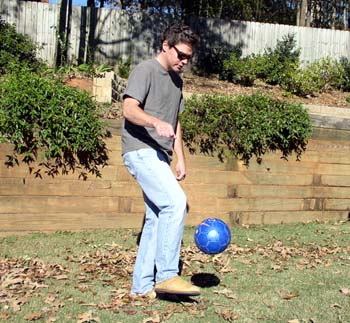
[0,257,69,312]
[1,235,350,321]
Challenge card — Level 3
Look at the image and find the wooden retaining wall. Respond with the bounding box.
[0,117,350,235]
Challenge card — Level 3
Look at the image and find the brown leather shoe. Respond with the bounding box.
[155,276,200,296]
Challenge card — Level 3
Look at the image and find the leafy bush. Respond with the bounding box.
[221,52,260,86]
[281,57,346,97]
[0,69,110,179]
[339,56,350,91]
[180,93,312,165]
[220,34,300,87]
[281,68,319,97]
[118,57,132,79]
[204,33,349,99]
[0,20,42,74]
[309,57,344,90]
[260,33,300,85]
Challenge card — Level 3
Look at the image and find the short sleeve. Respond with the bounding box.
[123,64,151,106]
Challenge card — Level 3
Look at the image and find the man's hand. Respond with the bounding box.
[123,97,176,138]
[175,158,186,181]
[153,120,176,138]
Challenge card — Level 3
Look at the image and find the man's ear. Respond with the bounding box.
[162,40,170,52]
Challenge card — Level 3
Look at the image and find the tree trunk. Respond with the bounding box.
[342,0,349,30]
[331,1,337,29]
[297,0,308,26]
[140,0,147,11]
[87,0,95,8]
[305,0,312,27]
[55,0,71,67]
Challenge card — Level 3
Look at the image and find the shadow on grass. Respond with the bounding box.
[191,273,220,288]
[157,293,199,303]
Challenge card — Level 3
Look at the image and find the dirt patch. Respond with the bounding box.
[64,74,350,109]
[183,74,350,109]
[65,77,93,95]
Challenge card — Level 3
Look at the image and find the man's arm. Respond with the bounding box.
[123,97,176,138]
[173,121,186,181]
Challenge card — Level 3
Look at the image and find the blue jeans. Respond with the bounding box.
[122,148,187,295]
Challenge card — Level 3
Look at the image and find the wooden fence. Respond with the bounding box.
[1,0,350,67]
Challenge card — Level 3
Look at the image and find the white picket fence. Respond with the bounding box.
[1,0,350,67]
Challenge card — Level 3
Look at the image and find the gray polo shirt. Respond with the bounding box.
[122,58,184,159]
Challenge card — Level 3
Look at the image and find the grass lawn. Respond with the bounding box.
[1,221,350,323]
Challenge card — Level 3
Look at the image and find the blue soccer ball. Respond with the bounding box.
[194,218,231,254]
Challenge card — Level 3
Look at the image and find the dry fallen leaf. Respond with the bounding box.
[44,294,58,305]
[123,310,138,315]
[280,290,300,300]
[262,299,275,309]
[143,314,161,323]
[216,307,240,321]
[77,311,101,323]
[54,274,68,280]
[213,288,239,301]
[77,285,90,292]
[0,312,10,321]
[10,298,26,312]
[24,312,42,321]
[340,287,350,296]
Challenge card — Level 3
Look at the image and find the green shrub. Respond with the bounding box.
[260,33,300,85]
[308,57,344,90]
[0,69,110,179]
[0,20,42,74]
[222,52,260,86]
[180,93,312,165]
[339,56,350,91]
[118,57,132,79]
[220,34,300,87]
[281,57,346,97]
[281,67,320,97]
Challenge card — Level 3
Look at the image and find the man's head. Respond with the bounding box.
[158,23,199,73]
[161,23,199,49]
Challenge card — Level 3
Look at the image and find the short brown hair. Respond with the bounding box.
[161,23,199,48]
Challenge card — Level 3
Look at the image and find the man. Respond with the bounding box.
[122,23,200,298]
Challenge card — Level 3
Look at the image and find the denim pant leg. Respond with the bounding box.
[123,148,187,294]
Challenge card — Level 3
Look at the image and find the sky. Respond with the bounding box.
[49,0,88,6]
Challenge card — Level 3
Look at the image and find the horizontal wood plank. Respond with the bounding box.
[232,185,350,199]
[218,197,308,212]
[0,212,145,231]
[1,133,350,233]
[229,210,349,225]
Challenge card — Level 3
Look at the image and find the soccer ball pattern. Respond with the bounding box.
[194,218,231,254]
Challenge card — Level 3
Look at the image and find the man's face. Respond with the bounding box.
[163,41,193,73]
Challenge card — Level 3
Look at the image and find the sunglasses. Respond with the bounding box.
[173,46,192,61]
